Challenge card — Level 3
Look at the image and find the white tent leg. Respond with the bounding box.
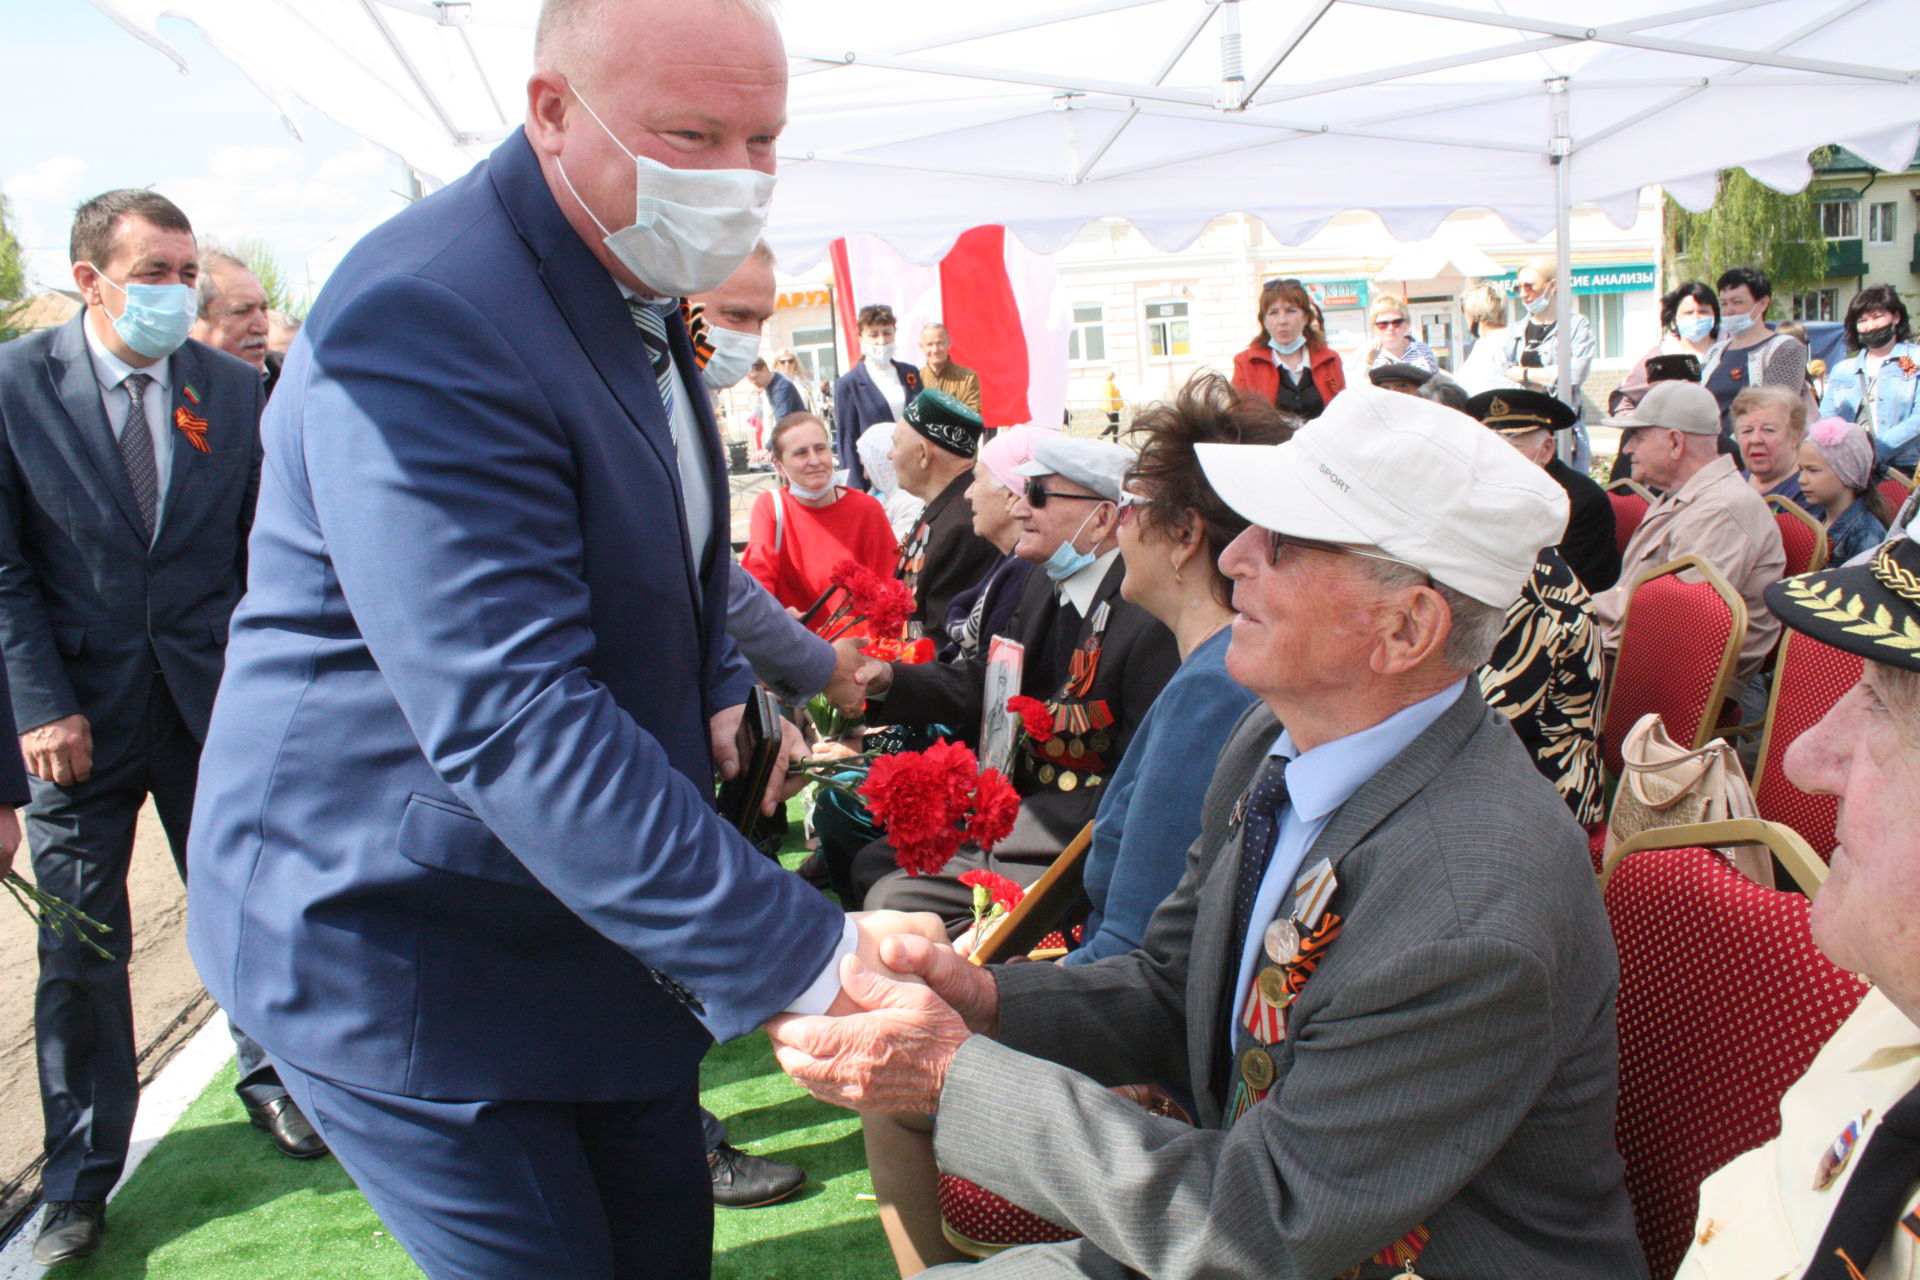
[1549,76,1586,470]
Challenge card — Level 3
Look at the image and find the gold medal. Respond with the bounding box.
[1044,738,1066,759]
[1067,736,1085,757]
[1089,731,1111,753]
[1239,1046,1276,1092]
[1058,770,1079,792]
[1038,764,1057,784]
[1264,917,1301,965]
[1257,966,1292,1008]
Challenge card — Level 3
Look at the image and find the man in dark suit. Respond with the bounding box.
[852,433,1178,924]
[183,4,940,1277]
[833,303,922,490]
[889,389,1004,643]
[747,358,805,422]
[1467,388,1620,593]
[0,189,311,1267]
[775,390,1647,1278]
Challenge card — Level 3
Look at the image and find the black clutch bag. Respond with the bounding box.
[717,686,784,834]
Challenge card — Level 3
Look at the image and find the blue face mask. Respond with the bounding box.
[1042,506,1108,581]
[1720,311,1757,339]
[1675,315,1715,342]
[1269,334,1306,356]
[91,266,196,360]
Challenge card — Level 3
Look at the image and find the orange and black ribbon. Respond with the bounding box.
[173,405,211,453]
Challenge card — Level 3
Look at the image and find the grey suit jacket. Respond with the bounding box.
[933,688,1646,1280]
[0,314,263,766]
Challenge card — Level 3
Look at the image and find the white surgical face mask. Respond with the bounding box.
[701,325,761,390]
[1720,311,1757,338]
[555,87,775,298]
[863,340,896,364]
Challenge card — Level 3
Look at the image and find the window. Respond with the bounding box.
[1791,290,1839,321]
[790,326,838,384]
[1068,304,1106,362]
[1575,293,1626,361]
[1819,199,1860,240]
[1870,201,1898,245]
[1144,300,1190,358]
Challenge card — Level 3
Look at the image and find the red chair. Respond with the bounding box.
[1605,845,1867,1279]
[1876,466,1912,523]
[1600,556,1746,779]
[1606,480,1653,558]
[1752,631,1862,860]
[1764,493,1827,577]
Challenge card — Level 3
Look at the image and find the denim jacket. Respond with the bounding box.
[1821,340,1920,469]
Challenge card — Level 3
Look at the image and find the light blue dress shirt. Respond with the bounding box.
[1227,679,1468,1033]
[83,315,175,531]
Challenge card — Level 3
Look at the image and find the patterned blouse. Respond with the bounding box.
[1479,548,1606,826]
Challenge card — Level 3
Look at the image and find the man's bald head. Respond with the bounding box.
[535,0,778,83]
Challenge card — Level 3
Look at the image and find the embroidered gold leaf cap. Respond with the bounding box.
[1765,531,1920,672]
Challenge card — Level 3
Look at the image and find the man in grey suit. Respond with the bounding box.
[771,388,1647,1278]
[0,190,317,1267]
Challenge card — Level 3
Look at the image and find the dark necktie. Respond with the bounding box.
[1804,1081,1920,1280]
[118,372,158,540]
[1229,755,1292,963]
[625,298,678,438]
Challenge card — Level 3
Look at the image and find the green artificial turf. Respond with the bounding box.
[50,806,898,1278]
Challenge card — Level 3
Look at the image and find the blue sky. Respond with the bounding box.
[3,2,414,305]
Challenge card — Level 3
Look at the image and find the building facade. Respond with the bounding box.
[1799,143,1920,324]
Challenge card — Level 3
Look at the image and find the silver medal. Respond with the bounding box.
[1263,916,1300,965]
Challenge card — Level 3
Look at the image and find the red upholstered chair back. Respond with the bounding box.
[1753,632,1862,860]
[1609,490,1650,558]
[1877,468,1912,523]
[1607,847,1868,1280]
[1765,494,1827,577]
[1600,557,1746,778]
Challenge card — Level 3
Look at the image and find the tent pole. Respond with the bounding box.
[1548,77,1575,463]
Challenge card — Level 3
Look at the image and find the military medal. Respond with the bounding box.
[1264,917,1301,964]
[1812,1110,1872,1190]
[1038,764,1057,784]
[1256,966,1292,1008]
[1239,1045,1275,1092]
[1058,770,1078,792]
[1045,737,1066,758]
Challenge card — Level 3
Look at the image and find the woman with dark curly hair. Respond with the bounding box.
[1821,284,1920,470]
[858,372,1291,1278]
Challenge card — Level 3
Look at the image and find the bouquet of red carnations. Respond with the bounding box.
[791,738,1019,878]
[800,560,916,643]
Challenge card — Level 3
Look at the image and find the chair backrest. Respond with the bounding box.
[1607,489,1650,559]
[1877,467,1913,524]
[1752,632,1862,860]
[1764,493,1827,577]
[1606,846,1868,1280]
[971,822,1092,965]
[1601,555,1747,778]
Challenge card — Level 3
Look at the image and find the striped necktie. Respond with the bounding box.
[626,298,677,436]
[118,372,158,540]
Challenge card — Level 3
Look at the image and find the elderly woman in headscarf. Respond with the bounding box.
[1798,417,1895,566]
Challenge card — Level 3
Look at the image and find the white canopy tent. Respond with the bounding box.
[90,0,1920,400]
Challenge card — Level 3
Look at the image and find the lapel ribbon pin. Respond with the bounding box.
[173,405,212,453]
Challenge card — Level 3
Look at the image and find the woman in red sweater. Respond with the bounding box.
[741,413,898,613]
[1229,277,1345,420]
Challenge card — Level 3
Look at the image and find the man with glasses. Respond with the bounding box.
[850,432,1177,925]
[772,387,1647,1279]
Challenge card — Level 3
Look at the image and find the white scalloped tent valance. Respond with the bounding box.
[88,0,1920,272]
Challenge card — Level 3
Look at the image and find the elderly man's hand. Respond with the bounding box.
[767,955,971,1114]
[830,909,950,1015]
[878,931,1001,1036]
[852,658,892,706]
[823,637,870,716]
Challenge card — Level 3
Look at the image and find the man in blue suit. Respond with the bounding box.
[834,303,924,490]
[186,1,938,1276]
[0,189,310,1267]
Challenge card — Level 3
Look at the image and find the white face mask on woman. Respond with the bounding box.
[554,87,775,298]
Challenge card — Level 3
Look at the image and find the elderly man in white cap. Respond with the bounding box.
[770,389,1648,1279]
[847,432,1178,924]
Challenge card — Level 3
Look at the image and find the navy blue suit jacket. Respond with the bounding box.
[833,360,922,491]
[765,370,805,422]
[187,128,843,1101]
[0,315,262,770]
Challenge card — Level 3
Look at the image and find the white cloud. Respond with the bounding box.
[5,155,89,207]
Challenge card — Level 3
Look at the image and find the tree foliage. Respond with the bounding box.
[1663,153,1831,297]
[0,193,28,344]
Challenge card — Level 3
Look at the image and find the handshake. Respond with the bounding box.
[766,910,999,1116]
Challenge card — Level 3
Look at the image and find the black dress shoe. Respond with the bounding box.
[33,1200,105,1266]
[708,1143,807,1208]
[246,1095,330,1159]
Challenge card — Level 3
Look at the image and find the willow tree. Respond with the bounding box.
[1662,152,1832,296]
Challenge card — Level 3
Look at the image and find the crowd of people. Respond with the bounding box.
[1,0,1918,1276]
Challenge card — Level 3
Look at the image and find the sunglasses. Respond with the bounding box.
[1262,277,1305,290]
[1025,476,1108,509]
[1263,530,1430,581]
[1374,317,1407,330]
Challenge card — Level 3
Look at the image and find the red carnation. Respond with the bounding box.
[958,869,1026,917]
[964,768,1019,853]
[862,742,974,877]
[1006,695,1054,743]
[860,575,917,640]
